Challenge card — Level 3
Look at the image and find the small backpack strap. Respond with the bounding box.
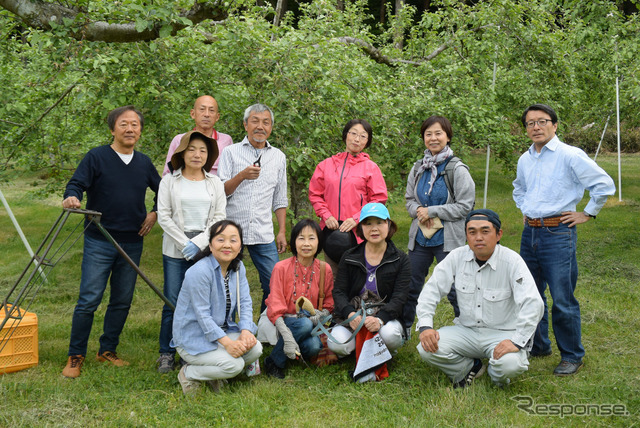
[318,260,326,309]
[236,270,241,320]
[441,156,466,203]
[412,159,423,186]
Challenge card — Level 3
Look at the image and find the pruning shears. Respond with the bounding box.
[296,351,312,369]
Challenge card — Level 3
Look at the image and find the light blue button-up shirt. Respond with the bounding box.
[512,136,615,218]
[171,256,257,355]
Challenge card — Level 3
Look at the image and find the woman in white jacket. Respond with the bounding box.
[156,130,226,373]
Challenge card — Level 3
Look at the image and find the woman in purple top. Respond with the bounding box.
[328,203,411,357]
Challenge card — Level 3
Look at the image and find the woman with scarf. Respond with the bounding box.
[403,116,475,336]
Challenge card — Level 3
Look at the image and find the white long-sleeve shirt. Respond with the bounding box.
[416,244,544,349]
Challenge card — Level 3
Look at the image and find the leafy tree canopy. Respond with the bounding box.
[1,0,639,214]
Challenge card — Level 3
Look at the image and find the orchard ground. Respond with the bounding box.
[0,152,638,427]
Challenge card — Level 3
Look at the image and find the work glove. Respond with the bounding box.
[275,317,300,360]
[295,296,316,315]
[182,241,199,260]
[308,309,330,326]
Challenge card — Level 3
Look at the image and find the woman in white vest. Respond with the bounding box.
[156,130,226,373]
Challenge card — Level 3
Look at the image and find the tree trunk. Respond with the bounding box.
[0,0,227,43]
[273,0,287,27]
[393,0,404,50]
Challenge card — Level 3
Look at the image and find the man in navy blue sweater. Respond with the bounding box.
[61,105,161,378]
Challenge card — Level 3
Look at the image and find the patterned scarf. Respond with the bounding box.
[416,145,453,195]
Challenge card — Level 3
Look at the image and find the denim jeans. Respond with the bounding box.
[68,235,143,356]
[520,223,584,363]
[247,242,280,312]
[269,317,321,369]
[404,244,457,329]
[159,255,194,354]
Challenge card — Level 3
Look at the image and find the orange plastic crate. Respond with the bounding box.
[0,307,39,374]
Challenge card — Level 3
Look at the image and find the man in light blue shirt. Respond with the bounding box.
[512,104,615,376]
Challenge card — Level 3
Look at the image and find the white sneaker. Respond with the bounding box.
[356,372,377,383]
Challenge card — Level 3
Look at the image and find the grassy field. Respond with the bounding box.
[0,153,638,427]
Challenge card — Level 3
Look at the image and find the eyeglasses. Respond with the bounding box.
[525,119,552,128]
[347,131,368,140]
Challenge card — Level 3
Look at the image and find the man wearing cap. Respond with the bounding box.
[218,103,287,312]
[163,95,233,176]
[416,209,544,388]
[513,104,615,376]
[61,105,161,378]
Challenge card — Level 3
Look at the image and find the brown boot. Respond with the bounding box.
[96,351,130,367]
[177,365,201,396]
[62,355,85,378]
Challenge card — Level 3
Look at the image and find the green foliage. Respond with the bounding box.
[0,0,639,212]
[564,122,640,153]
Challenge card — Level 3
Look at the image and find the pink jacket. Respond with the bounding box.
[309,152,388,230]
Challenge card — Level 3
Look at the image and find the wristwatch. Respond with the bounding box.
[584,211,596,219]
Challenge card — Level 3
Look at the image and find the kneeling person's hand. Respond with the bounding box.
[419,328,440,353]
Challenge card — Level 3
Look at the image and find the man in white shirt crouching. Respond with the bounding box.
[416,209,543,388]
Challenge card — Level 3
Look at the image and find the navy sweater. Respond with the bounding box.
[64,145,161,243]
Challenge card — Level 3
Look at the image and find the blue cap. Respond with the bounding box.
[465,209,501,229]
[359,203,390,222]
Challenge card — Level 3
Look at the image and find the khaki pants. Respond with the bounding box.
[417,325,529,386]
[177,333,263,381]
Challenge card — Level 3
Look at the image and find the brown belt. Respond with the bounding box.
[526,216,563,227]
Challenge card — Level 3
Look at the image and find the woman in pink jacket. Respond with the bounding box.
[308,119,388,276]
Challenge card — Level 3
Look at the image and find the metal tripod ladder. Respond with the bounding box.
[1,208,172,360]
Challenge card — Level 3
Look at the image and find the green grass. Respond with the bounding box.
[1,153,639,427]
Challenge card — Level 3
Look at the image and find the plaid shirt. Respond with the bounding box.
[218,137,287,245]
